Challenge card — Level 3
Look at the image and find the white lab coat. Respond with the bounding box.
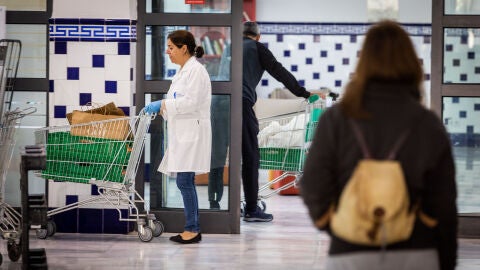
[158,56,212,175]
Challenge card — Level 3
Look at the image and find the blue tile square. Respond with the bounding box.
[474,104,480,111]
[299,80,305,87]
[306,58,312,65]
[452,97,459,103]
[459,111,467,118]
[276,34,283,42]
[425,74,431,81]
[92,55,105,68]
[468,52,475,59]
[335,80,342,87]
[54,106,67,118]
[460,74,467,81]
[284,50,291,57]
[91,185,99,195]
[79,209,103,233]
[291,65,298,72]
[67,67,80,80]
[335,43,342,50]
[320,51,327,57]
[66,195,78,204]
[103,209,132,234]
[49,80,54,92]
[423,36,431,44]
[105,81,117,93]
[466,126,474,133]
[118,42,130,55]
[445,44,453,51]
[350,35,357,43]
[130,68,134,81]
[453,59,460,66]
[313,72,320,79]
[118,106,129,116]
[79,93,92,105]
[51,207,78,233]
[475,67,480,74]
[144,163,151,182]
[313,35,321,43]
[261,79,268,86]
[461,35,468,44]
[55,41,67,54]
[328,65,335,72]
[299,43,305,50]
[342,58,349,65]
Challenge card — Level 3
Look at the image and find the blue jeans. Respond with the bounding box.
[176,172,200,232]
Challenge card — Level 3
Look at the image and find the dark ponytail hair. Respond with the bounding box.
[167,30,204,58]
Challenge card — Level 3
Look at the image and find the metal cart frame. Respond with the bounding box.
[241,98,325,214]
[34,111,163,242]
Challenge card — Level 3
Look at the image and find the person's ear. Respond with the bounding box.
[255,35,260,41]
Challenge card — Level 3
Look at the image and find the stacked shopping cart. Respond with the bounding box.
[0,40,35,265]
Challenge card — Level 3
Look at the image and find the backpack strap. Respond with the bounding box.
[349,119,411,160]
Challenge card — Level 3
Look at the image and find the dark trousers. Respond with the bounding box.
[208,166,224,202]
[242,99,260,213]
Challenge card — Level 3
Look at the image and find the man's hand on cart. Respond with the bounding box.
[308,94,322,104]
[144,100,162,114]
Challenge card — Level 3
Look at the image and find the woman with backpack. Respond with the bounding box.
[300,20,457,270]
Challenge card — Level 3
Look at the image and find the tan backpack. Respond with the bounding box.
[329,120,434,246]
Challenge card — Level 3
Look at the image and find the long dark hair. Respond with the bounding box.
[167,30,205,58]
[340,20,424,118]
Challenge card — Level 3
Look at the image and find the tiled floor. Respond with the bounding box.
[0,195,479,269]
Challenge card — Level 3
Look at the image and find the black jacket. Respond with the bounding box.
[300,81,457,270]
[242,37,310,104]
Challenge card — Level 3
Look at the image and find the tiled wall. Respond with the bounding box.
[49,18,136,126]
[256,22,477,140]
[255,22,432,104]
[47,17,136,234]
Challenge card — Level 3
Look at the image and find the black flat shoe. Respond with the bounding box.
[169,233,202,244]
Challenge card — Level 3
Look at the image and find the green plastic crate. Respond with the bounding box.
[259,147,304,171]
[42,131,131,183]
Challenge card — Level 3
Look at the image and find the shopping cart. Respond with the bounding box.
[0,107,36,264]
[0,40,22,123]
[34,110,163,242]
[241,95,325,215]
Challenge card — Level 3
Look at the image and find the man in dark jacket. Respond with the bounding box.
[242,21,311,222]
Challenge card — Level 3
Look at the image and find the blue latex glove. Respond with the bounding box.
[144,100,162,114]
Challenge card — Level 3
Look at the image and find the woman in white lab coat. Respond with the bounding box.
[144,30,212,244]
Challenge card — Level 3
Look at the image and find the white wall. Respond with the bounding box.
[256,0,432,23]
[52,0,134,19]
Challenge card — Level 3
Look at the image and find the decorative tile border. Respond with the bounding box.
[49,18,137,42]
[258,22,431,36]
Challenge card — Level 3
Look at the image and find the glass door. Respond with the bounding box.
[431,0,480,237]
[136,0,242,234]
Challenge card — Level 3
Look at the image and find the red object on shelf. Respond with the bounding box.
[185,0,205,4]
[243,0,256,21]
[270,170,299,195]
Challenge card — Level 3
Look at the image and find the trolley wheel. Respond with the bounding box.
[47,220,57,237]
[151,220,164,237]
[138,226,153,242]
[36,228,48,239]
[7,240,21,262]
